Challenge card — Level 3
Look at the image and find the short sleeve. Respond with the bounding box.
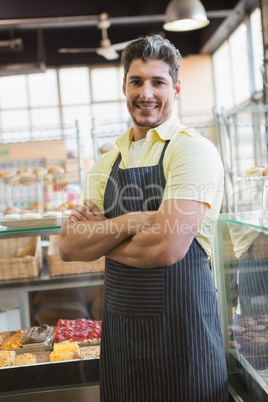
[78,158,109,213]
[163,136,224,207]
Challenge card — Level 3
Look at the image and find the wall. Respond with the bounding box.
[178,54,216,143]
[179,54,215,115]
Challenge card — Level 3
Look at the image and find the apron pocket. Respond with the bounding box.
[105,258,165,318]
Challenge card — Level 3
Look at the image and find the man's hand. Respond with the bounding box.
[70,200,106,223]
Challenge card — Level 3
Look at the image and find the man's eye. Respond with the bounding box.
[130,81,140,85]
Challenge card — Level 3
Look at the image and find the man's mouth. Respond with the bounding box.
[135,103,159,110]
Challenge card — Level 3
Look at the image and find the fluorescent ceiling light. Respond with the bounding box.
[163,0,210,32]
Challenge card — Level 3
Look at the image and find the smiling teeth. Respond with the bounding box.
[139,105,156,109]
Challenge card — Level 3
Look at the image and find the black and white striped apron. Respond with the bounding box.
[100,141,228,402]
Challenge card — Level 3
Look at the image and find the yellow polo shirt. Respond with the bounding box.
[80,114,224,258]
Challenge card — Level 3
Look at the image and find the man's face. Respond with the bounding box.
[123,59,180,132]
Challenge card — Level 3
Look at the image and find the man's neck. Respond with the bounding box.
[133,126,149,141]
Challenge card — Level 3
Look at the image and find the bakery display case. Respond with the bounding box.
[0,123,106,399]
[213,212,268,401]
[0,217,104,400]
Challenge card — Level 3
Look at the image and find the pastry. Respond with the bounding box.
[0,351,16,367]
[232,325,247,336]
[21,325,52,345]
[13,353,37,366]
[42,211,62,218]
[4,213,21,220]
[6,175,20,186]
[17,244,35,257]
[57,200,75,211]
[263,166,268,177]
[48,165,65,174]
[245,166,264,177]
[16,168,29,175]
[0,171,13,179]
[19,173,36,186]
[80,346,100,359]
[4,207,19,215]
[53,319,102,345]
[19,212,42,220]
[49,341,79,362]
[33,167,48,176]
[1,330,27,350]
[0,333,4,348]
[62,210,72,216]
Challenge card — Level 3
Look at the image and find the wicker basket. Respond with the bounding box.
[47,235,105,276]
[0,237,41,281]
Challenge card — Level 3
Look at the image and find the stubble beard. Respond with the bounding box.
[127,101,163,129]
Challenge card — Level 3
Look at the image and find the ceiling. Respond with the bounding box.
[0,0,259,73]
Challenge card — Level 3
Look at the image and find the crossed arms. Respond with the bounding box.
[59,198,209,269]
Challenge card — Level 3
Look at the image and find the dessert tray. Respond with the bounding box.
[0,216,68,230]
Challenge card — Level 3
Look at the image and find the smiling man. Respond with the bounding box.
[60,35,228,401]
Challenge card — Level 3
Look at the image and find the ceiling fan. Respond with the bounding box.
[58,13,132,60]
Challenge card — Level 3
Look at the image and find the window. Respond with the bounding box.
[28,70,59,107]
[250,8,264,92]
[213,7,264,110]
[91,67,124,102]
[0,65,127,158]
[213,42,234,110]
[59,67,91,105]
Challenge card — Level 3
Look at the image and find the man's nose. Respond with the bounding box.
[139,82,153,100]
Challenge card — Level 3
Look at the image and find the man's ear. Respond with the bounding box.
[122,78,126,96]
[174,80,181,99]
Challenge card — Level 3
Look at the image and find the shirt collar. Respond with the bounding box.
[116,114,182,149]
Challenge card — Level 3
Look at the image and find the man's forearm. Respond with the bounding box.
[59,213,152,262]
[106,225,170,268]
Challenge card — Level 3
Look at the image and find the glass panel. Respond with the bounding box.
[212,42,234,110]
[250,8,264,93]
[229,23,251,106]
[0,75,28,109]
[59,67,91,105]
[213,216,268,401]
[28,70,59,107]
[91,67,121,101]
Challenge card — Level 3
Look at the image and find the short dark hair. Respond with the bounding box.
[121,34,182,87]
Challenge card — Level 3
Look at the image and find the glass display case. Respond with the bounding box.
[213,213,268,401]
[0,224,104,400]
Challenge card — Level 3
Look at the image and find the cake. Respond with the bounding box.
[80,346,100,359]
[53,319,102,345]
[245,166,265,177]
[1,330,27,350]
[49,341,79,362]
[13,353,37,366]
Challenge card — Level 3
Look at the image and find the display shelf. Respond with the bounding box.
[213,213,268,401]
[0,357,99,397]
[0,224,103,397]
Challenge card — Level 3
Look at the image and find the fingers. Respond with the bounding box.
[83,200,104,217]
[70,201,106,222]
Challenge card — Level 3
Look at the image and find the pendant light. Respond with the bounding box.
[163,0,210,32]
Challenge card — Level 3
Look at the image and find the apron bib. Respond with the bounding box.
[100,142,228,402]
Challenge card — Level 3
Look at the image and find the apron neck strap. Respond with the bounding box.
[112,140,170,169]
[158,140,170,165]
